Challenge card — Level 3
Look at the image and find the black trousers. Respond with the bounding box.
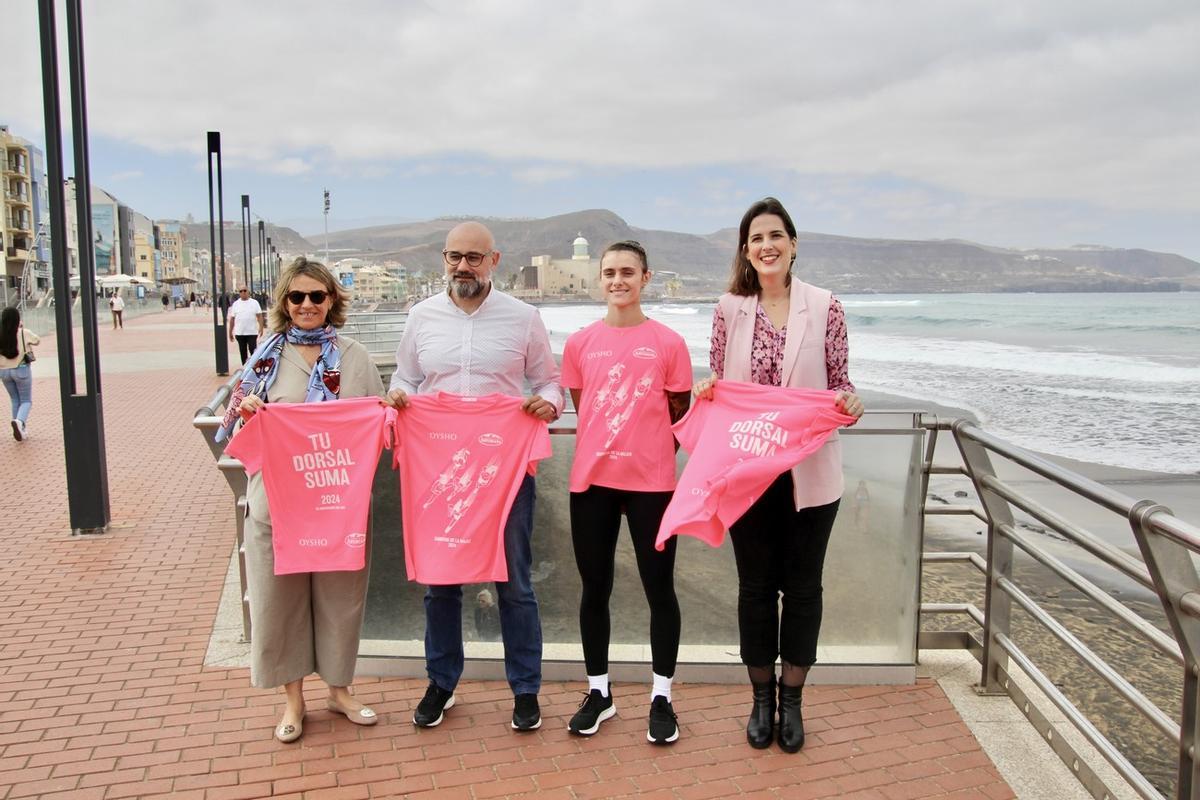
[728,472,840,668]
[235,334,258,364]
[569,486,680,677]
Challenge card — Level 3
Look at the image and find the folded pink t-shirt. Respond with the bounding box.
[562,318,692,492]
[225,397,394,574]
[655,380,856,550]
[393,392,552,584]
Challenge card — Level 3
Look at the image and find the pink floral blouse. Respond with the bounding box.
[709,298,855,392]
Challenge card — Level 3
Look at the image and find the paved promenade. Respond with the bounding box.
[0,310,1017,799]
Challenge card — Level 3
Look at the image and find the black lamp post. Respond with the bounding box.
[38,0,110,533]
[240,194,252,291]
[207,132,229,375]
[257,220,266,298]
[265,236,273,294]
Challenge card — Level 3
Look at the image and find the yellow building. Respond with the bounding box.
[2,128,36,295]
[514,234,601,301]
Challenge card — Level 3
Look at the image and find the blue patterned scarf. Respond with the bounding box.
[215,324,341,442]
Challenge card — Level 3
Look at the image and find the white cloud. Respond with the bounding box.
[512,166,577,184]
[7,0,1198,215]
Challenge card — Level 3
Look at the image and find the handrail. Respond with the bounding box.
[921,416,1195,799]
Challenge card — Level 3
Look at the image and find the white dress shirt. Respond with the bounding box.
[390,287,563,412]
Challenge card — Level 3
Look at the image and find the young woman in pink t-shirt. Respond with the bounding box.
[561,241,693,744]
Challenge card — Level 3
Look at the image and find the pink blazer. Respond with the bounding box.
[717,279,844,510]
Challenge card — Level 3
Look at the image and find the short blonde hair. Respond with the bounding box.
[268,256,349,332]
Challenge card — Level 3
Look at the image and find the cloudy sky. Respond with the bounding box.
[7,1,1199,257]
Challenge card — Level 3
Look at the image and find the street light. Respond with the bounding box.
[38,0,111,533]
[257,220,265,298]
[207,132,229,375]
[240,194,251,292]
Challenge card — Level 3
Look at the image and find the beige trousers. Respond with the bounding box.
[243,486,371,689]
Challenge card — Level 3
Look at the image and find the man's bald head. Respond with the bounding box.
[445,221,495,253]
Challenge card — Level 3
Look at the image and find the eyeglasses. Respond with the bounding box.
[286,290,329,305]
[442,250,492,267]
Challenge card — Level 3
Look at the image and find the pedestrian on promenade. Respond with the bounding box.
[693,197,864,753]
[161,292,169,312]
[228,286,264,364]
[560,241,691,744]
[109,291,125,329]
[384,221,561,732]
[220,257,385,743]
[0,306,38,442]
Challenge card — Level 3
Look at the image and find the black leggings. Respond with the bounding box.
[728,472,840,668]
[570,486,680,677]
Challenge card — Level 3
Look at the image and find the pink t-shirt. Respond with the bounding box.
[225,397,394,575]
[655,380,856,551]
[562,318,693,492]
[393,392,552,584]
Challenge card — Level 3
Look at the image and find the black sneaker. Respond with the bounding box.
[511,692,541,731]
[412,682,455,727]
[567,689,616,736]
[647,696,679,745]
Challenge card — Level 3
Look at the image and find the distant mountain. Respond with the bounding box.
[182,222,316,267]
[314,210,1200,293]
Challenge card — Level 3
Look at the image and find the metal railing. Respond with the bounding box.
[920,416,1196,800]
[339,310,407,358]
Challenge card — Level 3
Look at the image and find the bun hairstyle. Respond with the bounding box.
[727,197,798,296]
[600,240,649,272]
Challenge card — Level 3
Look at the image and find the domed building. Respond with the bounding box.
[513,233,602,301]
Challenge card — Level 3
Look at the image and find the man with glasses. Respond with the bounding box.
[228,286,265,364]
[386,221,561,733]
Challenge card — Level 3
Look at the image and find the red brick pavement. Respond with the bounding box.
[0,312,1016,799]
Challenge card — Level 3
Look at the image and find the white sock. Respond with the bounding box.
[651,673,673,702]
[588,674,610,697]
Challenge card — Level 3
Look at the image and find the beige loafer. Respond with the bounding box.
[275,716,303,743]
[328,698,379,726]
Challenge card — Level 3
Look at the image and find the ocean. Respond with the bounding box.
[538,293,1200,475]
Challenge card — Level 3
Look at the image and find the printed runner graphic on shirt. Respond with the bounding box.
[393,392,552,584]
[561,319,693,493]
[592,361,655,449]
[224,396,394,575]
[654,380,856,551]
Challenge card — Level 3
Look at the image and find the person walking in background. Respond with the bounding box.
[560,241,692,744]
[228,286,264,364]
[216,257,385,743]
[0,307,39,442]
[384,221,561,733]
[109,291,125,329]
[693,197,864,753]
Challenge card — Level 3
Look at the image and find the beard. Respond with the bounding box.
[451,272,488,299]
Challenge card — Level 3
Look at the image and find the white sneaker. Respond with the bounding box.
[11,419,25,441]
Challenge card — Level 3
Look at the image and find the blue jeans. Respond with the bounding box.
[0,363,33,424]
[424,474,542,695]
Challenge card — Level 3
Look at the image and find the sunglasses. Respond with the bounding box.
[286,290,329,305]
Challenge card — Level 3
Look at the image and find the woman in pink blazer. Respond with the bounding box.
[694,197,863,753]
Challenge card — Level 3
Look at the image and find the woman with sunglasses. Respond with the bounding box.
[693,197,863,753]
[561,241,692,744]
[218,256,384,743]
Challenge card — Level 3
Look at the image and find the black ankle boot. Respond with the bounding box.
[746,676,775,749]
[777,683,805,752]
